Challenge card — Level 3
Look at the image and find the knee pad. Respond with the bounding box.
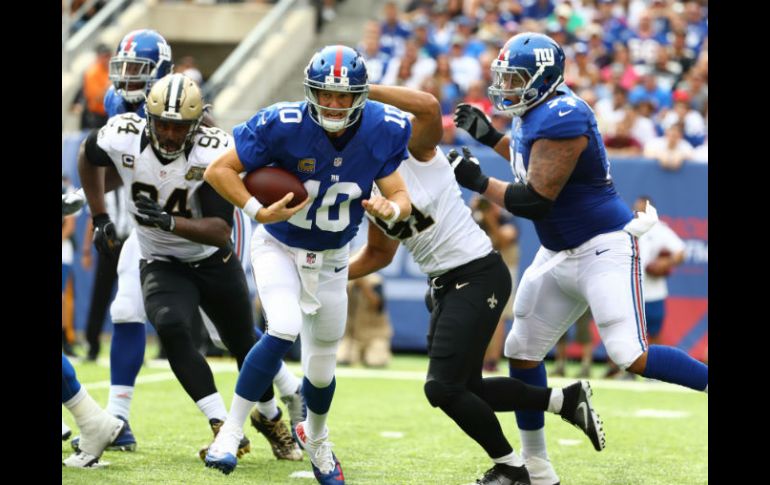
[303,352,337,388]
[110,295,146,324]
[153,308,188,339]
[424,379,455,408]
[605,338,645,370]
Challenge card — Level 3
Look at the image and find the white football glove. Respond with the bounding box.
[62,188,86,216]
[623,200,658,237]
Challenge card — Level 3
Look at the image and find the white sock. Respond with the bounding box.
[224,393,258,432]
[547,388,564,414]
[492,450,525,468]
[64,388,102,429]
[520,428,548,460]
[255,397,280,420]
[106,385,134,420]
[273,362,301,397]
[196,393,228,422]
[306,409,329,442]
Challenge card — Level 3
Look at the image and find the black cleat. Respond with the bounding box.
[476,463,531,485]
[559,380,606,451]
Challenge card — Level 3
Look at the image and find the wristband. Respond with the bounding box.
[243,197,263,220]
[383,201,401,224]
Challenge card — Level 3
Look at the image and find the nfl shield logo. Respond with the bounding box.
[333,157,343,167]
[306,252,317,264]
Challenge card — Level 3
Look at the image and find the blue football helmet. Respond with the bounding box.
[488,33,565,116]
[110,30,173,104]
[303,45,369,132]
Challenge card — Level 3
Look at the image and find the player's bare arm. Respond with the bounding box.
[77,140,108,216]
[364,170,411,222]
[348,221,400,280]
[205,147,309,224]
[368,84,441,161]
[480,137,585,219]
[527,136,587,200]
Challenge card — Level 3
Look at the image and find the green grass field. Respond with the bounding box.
[62,352,707,485]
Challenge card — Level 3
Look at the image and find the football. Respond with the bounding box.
[243,167,308,209]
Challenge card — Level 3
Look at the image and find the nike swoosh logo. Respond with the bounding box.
[222,251,233,263]
[595,249,610,256]
[577,401,589,427]
[334,265,347,273]
[455,282,470,289]
[559,109,574,117]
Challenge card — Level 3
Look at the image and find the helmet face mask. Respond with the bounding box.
[110,30,173,104]
[303,45,369,132]
[488,33,565,116]
[144,73,203,161]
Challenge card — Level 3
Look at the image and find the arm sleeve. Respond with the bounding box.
[199,182,234,227]
[84,129,114,167]
[503,182,554,220]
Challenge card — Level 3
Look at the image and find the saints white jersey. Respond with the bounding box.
[369,148,493,276]
[96,113,231,262]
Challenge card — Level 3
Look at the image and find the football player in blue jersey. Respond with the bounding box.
[452,32,708,484]
[202,45,412,483]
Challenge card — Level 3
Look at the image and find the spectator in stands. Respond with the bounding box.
[564,42,600,91]
[447,35,481,92]
[594,85,629,136]
[599,43,640,93]
[649,46,680,92]
[667,27,697,79]
[628,9,669,67]
[523,0,555,20]
[660,90,706,147]
[411,15,441,59]
[380,1,411,57]
[380,39,436,89]
[604,110,643,156]
[644,122,694,171]
[628,100,659,147]
[358,21,390,84]
[629,72,672,112]
[75,44,112,129]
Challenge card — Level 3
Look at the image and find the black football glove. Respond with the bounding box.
[135,195,176,232]
[453,103,504,148]
[92,213,122,258]
[447,146,490,193]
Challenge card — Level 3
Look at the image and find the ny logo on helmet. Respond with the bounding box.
[534,48,555,67]
[158,42,172,62]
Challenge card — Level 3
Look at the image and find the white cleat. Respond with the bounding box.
[76,410,125,459]
[525,455,560,485]
[62,450,110,468]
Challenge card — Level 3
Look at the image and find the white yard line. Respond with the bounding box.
[82,358,699,394]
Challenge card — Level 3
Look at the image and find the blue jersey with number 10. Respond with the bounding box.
[233,100,411,251]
